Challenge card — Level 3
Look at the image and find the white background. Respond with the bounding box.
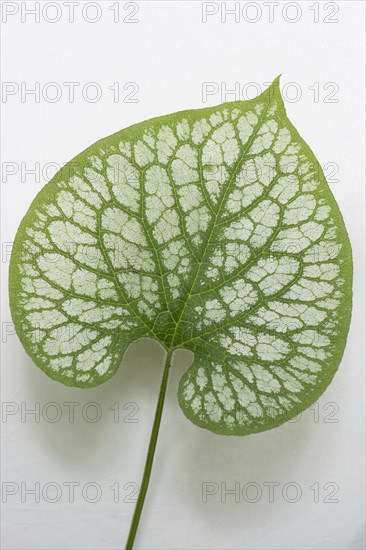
[1,1,365,549]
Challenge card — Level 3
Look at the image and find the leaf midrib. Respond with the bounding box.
[169,99,272,349]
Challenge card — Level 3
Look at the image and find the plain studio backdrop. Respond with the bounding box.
[1,1,365,549]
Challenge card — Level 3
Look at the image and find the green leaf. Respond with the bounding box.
[10,78,352,435]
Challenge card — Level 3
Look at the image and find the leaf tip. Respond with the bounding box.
[266,74,284,107]
[271,74,282,90]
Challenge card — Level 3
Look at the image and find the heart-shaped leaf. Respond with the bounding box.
[10,78,352,436]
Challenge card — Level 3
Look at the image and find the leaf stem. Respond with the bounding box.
[125,348,173,549]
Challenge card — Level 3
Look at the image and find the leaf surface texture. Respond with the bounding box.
[10,80,352,434]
